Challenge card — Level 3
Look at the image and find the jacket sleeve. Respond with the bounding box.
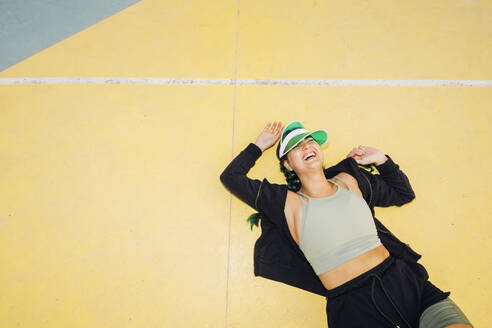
[360,154,416,207]
[219,142,263,211]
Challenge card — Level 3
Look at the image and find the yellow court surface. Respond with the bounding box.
[0,1,490,327]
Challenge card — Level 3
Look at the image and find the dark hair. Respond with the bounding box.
[246,141,326,230]
[279,155,302,192]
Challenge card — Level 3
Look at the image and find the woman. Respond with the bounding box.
[220,120,473,327]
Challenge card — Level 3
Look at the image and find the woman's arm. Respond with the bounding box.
[347,145,415,207]
[360,154,416,207]
[220,122,284,211]
[219,142,264,211]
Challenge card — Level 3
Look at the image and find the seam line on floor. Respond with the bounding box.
[0,78,491,86]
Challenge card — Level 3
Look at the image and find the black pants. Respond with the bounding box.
[325,255,450,328]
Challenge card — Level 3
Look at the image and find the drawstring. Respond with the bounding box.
[369,274,413,328]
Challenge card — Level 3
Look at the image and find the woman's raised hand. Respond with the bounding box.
[255,121,284,152]
[346,145,388,165]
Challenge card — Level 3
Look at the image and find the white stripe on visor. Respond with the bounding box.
[279,128,308,158]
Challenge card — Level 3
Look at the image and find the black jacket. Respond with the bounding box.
[220,142,421,297]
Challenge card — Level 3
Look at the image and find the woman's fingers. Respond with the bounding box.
[265,121,283,135]
[276,122,283,135]
[354,146,365,155]
[347,145,366,158]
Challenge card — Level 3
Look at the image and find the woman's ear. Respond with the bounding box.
[284,159,293,172]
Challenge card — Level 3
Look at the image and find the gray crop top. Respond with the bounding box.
[297,175,382,275]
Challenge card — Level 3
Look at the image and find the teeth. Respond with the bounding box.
[304,152,315,160]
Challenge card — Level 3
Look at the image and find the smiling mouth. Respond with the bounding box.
[304,153,316,161]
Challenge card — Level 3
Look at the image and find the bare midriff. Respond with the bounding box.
[318,244,390,290]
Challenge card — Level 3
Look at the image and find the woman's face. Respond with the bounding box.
[285,136,323,172]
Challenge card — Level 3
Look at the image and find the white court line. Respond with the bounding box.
[0,78,491,86]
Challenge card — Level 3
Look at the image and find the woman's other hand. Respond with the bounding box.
[346,145,388,165]
[255,121,284,152]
